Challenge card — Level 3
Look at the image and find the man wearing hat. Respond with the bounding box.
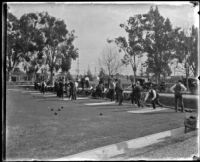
[144,83,163,109]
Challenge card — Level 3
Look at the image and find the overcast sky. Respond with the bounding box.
[8,2,198,76]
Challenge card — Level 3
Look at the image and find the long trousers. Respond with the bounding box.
[117,91,123,105]
[73,89,77,100]
[115,92,118,102]
[69,89,74,100]
[41,88,45,94]
[152,97,163,109]
[60,89,63,98]
[135,95,141,107]
[175,94,184,111]
[110,89,115,101]
[131,93,136,104]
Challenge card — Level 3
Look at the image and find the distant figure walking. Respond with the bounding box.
[68,80,75,100]
[134,81,142,108]
[114,79,118,103]
[85,76,90,88]
[115,79,123,106]
[130,82,136,105]
[41,80,46,94]
[170,80,187,112]
[54,80,59,96]
[74,80,79,100]
[109,78,115,101]
[59,80,64,98]
[81,77,85,91]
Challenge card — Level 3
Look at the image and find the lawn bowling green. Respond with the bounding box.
[6,88,191,160]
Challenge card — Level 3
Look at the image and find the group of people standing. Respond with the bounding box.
[35,76,188,112]
[124,80,163,109]
[34,80,47,94]
[54,79,78,100]
[106,78,164,109]
[79,76,90,90]
[106,78,160,108]
[116,79,187,112]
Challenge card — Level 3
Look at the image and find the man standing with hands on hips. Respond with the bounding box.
[170,80,187,112]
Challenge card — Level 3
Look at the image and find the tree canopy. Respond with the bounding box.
[6,9,79,83]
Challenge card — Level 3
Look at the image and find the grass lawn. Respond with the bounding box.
[5,88,186,160]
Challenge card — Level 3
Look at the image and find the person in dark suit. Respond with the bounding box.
[134,81,142,108]
[144,83,163,109]
[81,77,85,91]
[115,79,123,106]
[131,82,136,105]
[41,80,46,94]
[109,78,115,101]
[68,80,75,100]
[114,79,118,103]
[59,79,64,98]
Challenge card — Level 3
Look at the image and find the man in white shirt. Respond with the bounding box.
[74,80,79,100]
[144,83,163,109]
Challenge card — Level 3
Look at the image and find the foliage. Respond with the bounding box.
[86,67,93,81]
[112,13,146,83]
[141,6,178,83]
[6,10,24,81]
[173,25,198,82]
[98,44,122,76]
[98,68,106,79]
[40,12,78,82]
[6,9,79,82]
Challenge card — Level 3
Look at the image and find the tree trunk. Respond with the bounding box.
[133,54,136,83]
[50,68,54,85]
[130,62,136,83]
[185,62,189,91]
[156,73,161,85]
[134,68,136,83]
[186,68,189,92]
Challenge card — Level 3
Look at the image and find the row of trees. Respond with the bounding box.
[107,6,197,89]
[6,6,78,83]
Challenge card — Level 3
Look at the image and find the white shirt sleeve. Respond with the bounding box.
[144,91,150,101]
[181,84,187,91]
[152,90,157,100]
[170,84,176,93]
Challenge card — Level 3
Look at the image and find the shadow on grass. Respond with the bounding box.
[35,98,63,101]
[142,111,179,115]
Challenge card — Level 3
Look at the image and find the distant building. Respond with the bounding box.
[6,68,27,82]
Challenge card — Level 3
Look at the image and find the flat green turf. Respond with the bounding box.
[6,88,186,160]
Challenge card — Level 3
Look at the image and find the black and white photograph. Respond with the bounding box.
[2,1,200,161]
